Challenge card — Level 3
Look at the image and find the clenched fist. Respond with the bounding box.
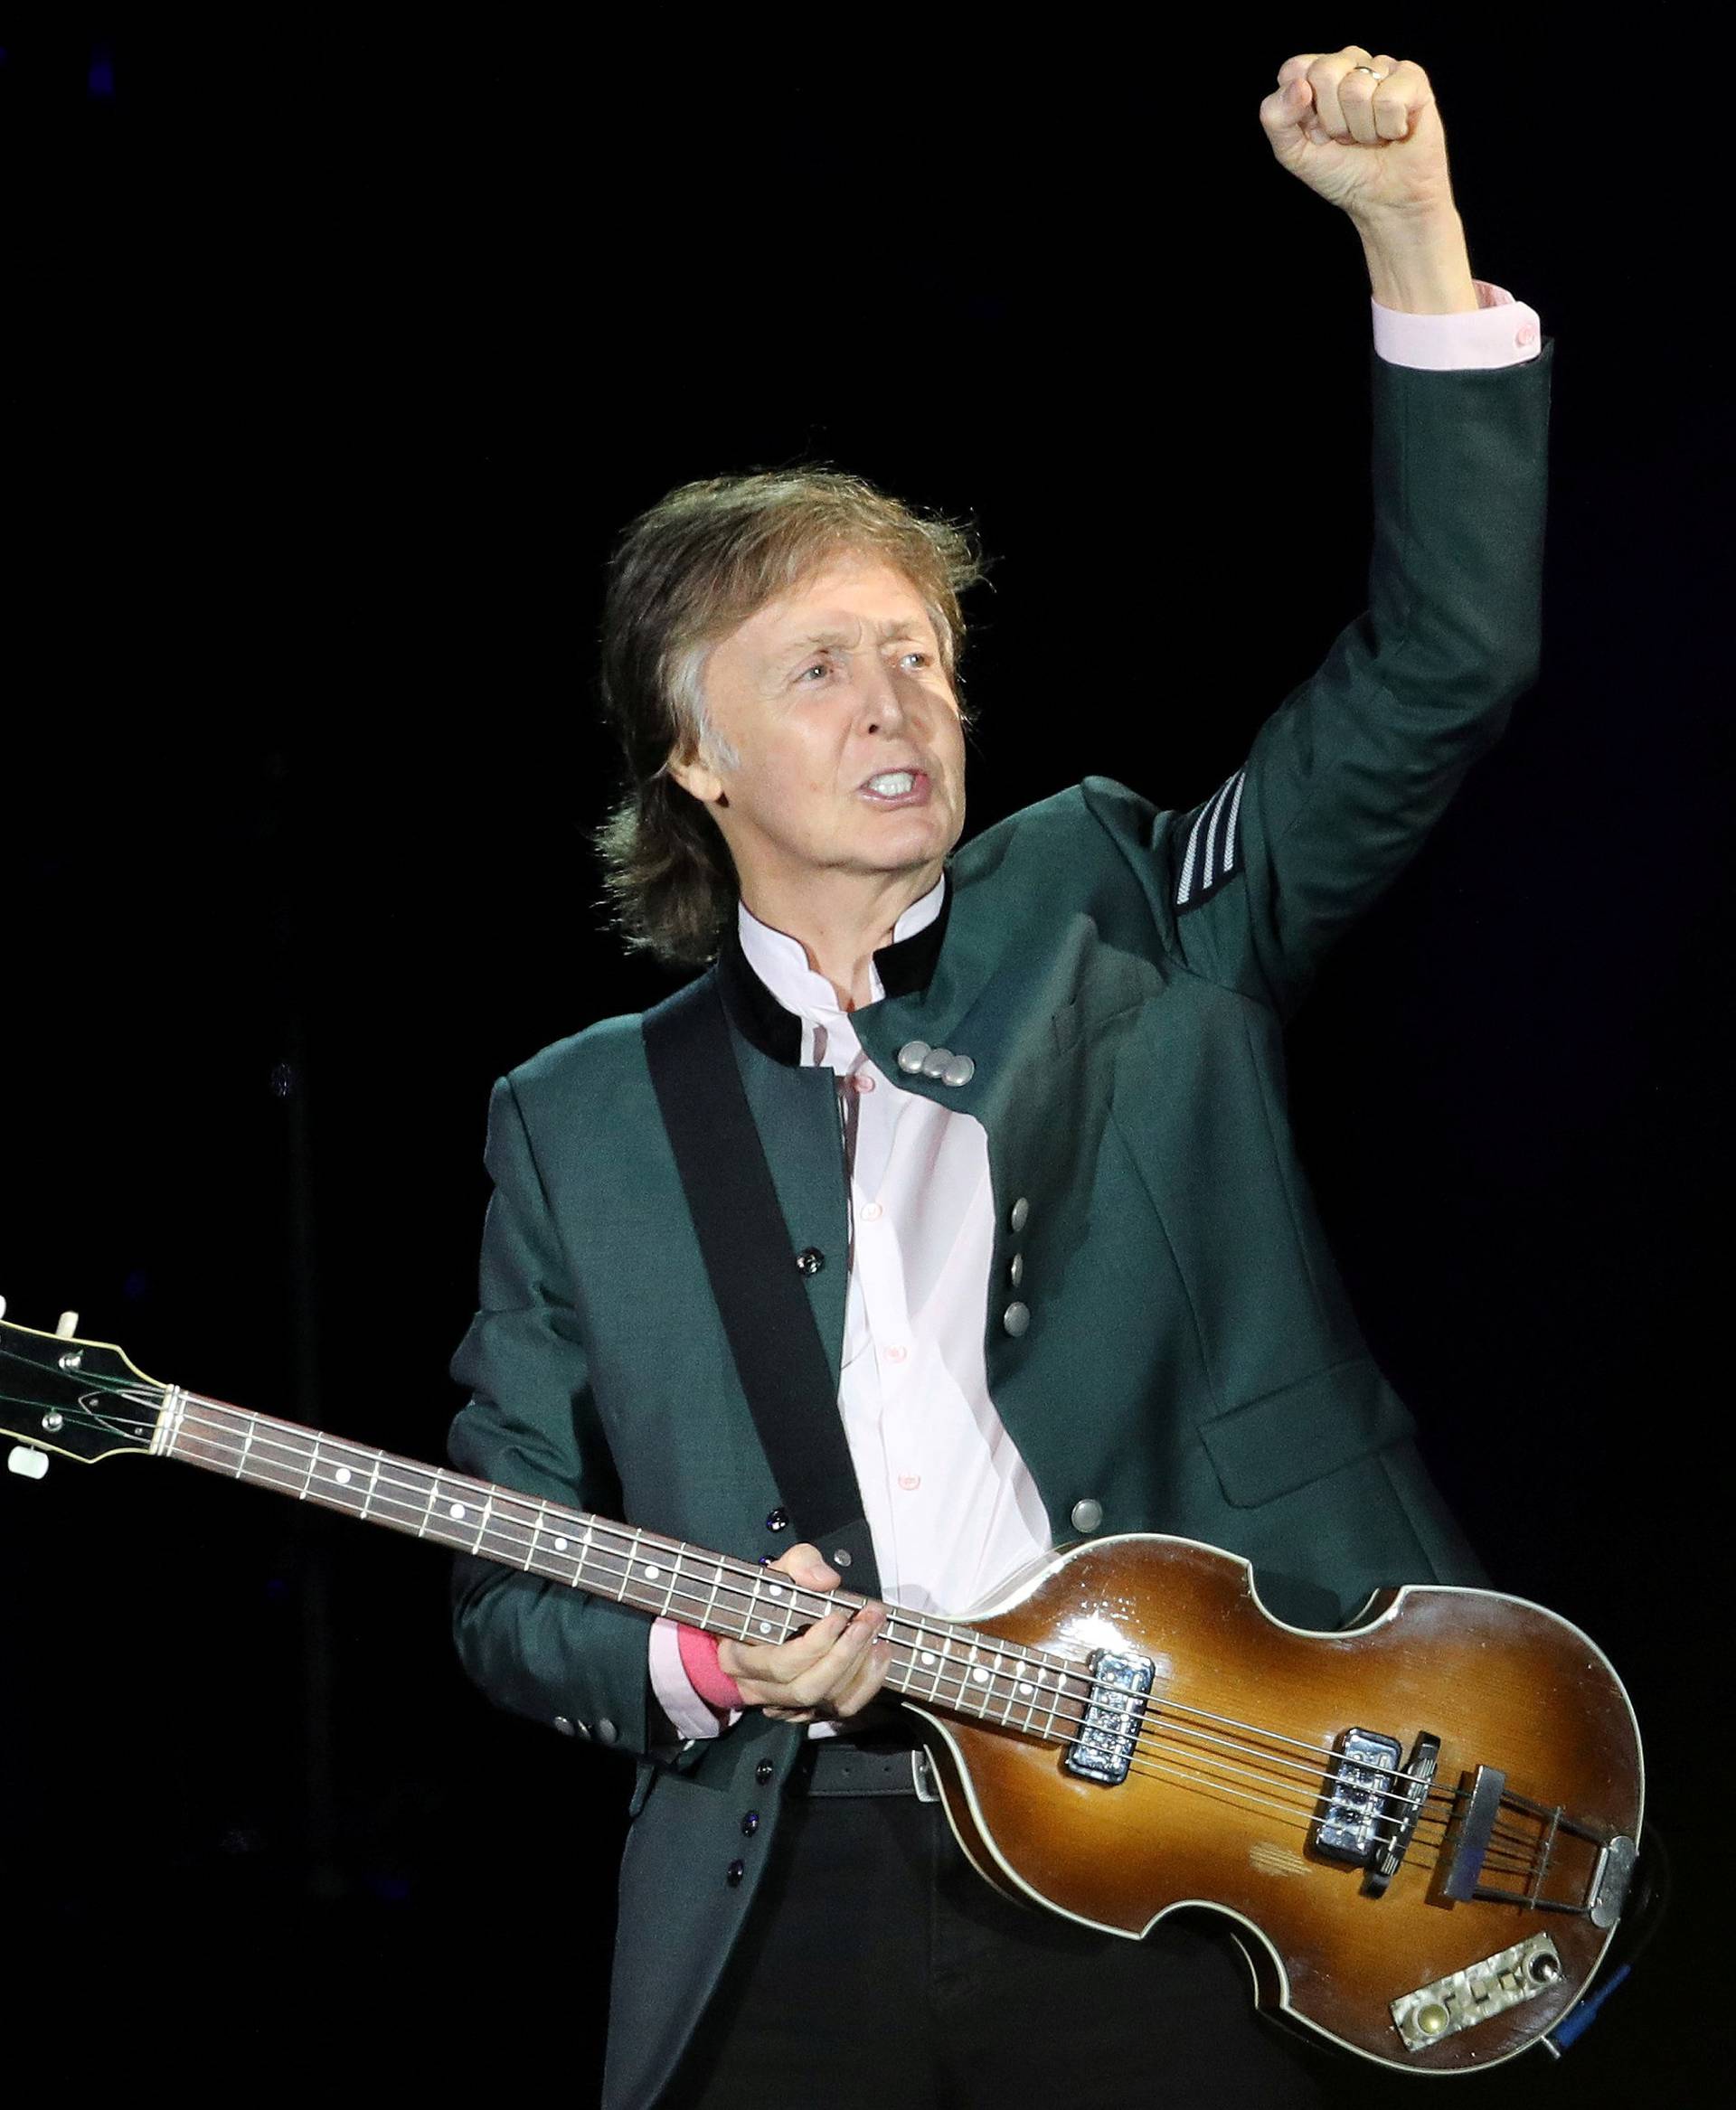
[1260,47,1458,223]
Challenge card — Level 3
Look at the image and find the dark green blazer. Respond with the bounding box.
[447,339,1553,2110]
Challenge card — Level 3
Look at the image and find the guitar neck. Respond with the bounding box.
[156,1387,1085,1742]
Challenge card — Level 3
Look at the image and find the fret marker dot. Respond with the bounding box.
[758,1620,773,1635]
[920,1652,937,1667]
[972,1667,990,1683]
[553,1537,568,1552]
[449,1502,467,1520]
[768,1584,783,1597]
[1016,1681,1033,1698]
[334,1467,352,1485]
[644,1565,661,1579]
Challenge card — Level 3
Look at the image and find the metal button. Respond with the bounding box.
[1009,1253,1024,1286]
[1071,1498,1103,1533]
[1003,1302,1030,1338]
[832,1550,852,1568]
[594,1719,618,1747]
[794,1247,825,1276]
[766,1508,789,1533]
[755,1760,775,1784]
[741,1811,760,1836]
[726,1859,745,1887]
[920,1047,953,1079]
[896,1041,931,1075]
[940,1054,975,1088]
[552,1715,576,1737]
[1010,1196,1030,1232]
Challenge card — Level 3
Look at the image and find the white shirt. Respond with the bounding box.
[647,874,1052,1736]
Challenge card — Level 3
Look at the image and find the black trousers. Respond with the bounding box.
[660,1781,1363,2109]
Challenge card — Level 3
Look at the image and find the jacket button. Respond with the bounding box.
[794,1247,825,1276]
[896,1041,931,1075]
[832,1549,853,1568]
[1003,1302,1030,1338]
[726,1859,746,1887]
[552,1716,576,1737]
[920,1046,954,1079]
[594,1719,618,1747]
[1071,1498,1103,1533]
[741,1811,760,1836]
[755,1759,775,1784]
[1010,1196,1030,1233]
[1008,1253,1024,1286]
[766,1508,789,1532]
[940,1054,975,1088]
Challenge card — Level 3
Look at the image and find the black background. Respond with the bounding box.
[1,12,1724,2105]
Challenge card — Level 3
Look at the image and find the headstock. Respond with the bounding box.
[0,1300,166,1477]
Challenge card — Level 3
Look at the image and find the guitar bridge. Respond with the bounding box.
[1061,1649,1153,1786]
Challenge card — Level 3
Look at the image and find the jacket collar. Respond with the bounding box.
[716,871,955,1068]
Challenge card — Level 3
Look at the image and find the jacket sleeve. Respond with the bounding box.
[446,1070,672,1761]
[1084,341,1552,1022]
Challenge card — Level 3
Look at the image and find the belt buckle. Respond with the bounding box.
[910,1748,939,1804]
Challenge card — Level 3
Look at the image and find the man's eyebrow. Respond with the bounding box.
[781,618,931,653]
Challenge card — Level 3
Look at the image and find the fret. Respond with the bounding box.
[299,1432,320,1501]
[416,1468,439,1539]
[471,1490,495,1557]
[661,1544,682,1620]
[360,1455,382,1521]
[234,1414,257,1480]
[1042,1664,1064,1743]
[526,1499,550,1572]
[698,1550,724,1636]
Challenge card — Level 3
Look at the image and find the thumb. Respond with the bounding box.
[774,1541,841,1590]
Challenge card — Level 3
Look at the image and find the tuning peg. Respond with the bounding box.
[56,1312,79,1338]
[7,1446,49,1482]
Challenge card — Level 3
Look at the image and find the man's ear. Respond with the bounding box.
[665,743,726,809]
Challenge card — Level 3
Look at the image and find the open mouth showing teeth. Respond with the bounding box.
[863,771,920,797]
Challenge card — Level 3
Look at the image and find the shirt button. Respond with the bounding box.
[862,1201,883,1223]
[854,1071,876,1093]
[898,1474,920,1491]
[1517,321,1538,347]
[885,1343,908,1363]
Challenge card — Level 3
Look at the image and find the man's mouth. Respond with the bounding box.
[859,769,929,805]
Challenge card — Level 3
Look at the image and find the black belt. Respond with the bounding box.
[795,1738,939,1801]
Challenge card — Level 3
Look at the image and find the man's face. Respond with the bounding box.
[671,552,967,915]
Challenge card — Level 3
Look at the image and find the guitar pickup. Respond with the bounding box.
[1314,1727,1402,1866]
[1061,1649,1154,1786]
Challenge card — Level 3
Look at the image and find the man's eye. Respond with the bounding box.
[797,663,828,683]
[901,652,931,669]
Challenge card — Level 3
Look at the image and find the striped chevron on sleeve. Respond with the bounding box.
[1175,768,1247,910]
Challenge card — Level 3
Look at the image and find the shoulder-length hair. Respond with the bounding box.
[595,468,986,967]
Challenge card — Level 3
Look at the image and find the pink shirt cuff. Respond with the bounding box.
[1372,279,1543,371]
[649,1616,743,1738]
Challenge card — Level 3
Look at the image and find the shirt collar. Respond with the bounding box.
[716,871,952,1068]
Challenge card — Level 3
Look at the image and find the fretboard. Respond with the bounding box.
[155,1388,1090,1742]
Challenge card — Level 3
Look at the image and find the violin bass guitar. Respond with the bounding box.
[1,1308,1644,2076]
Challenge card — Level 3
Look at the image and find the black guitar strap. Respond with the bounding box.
[641,973,882,1597]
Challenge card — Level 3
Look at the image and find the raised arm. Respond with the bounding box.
[1089,48,1550,1020]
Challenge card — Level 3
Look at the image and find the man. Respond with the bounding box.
[447,46,1551,2110]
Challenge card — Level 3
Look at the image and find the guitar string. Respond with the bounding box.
[151,1400,1549,1865]
[7,1369,1546,1858]
[0,1361,1552,1862]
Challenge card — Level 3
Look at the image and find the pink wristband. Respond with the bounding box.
[677,1623,746,1712]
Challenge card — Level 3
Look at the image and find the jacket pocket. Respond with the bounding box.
[1199,1356,1416,1509]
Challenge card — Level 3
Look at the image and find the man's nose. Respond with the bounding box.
[858,657,911,736]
